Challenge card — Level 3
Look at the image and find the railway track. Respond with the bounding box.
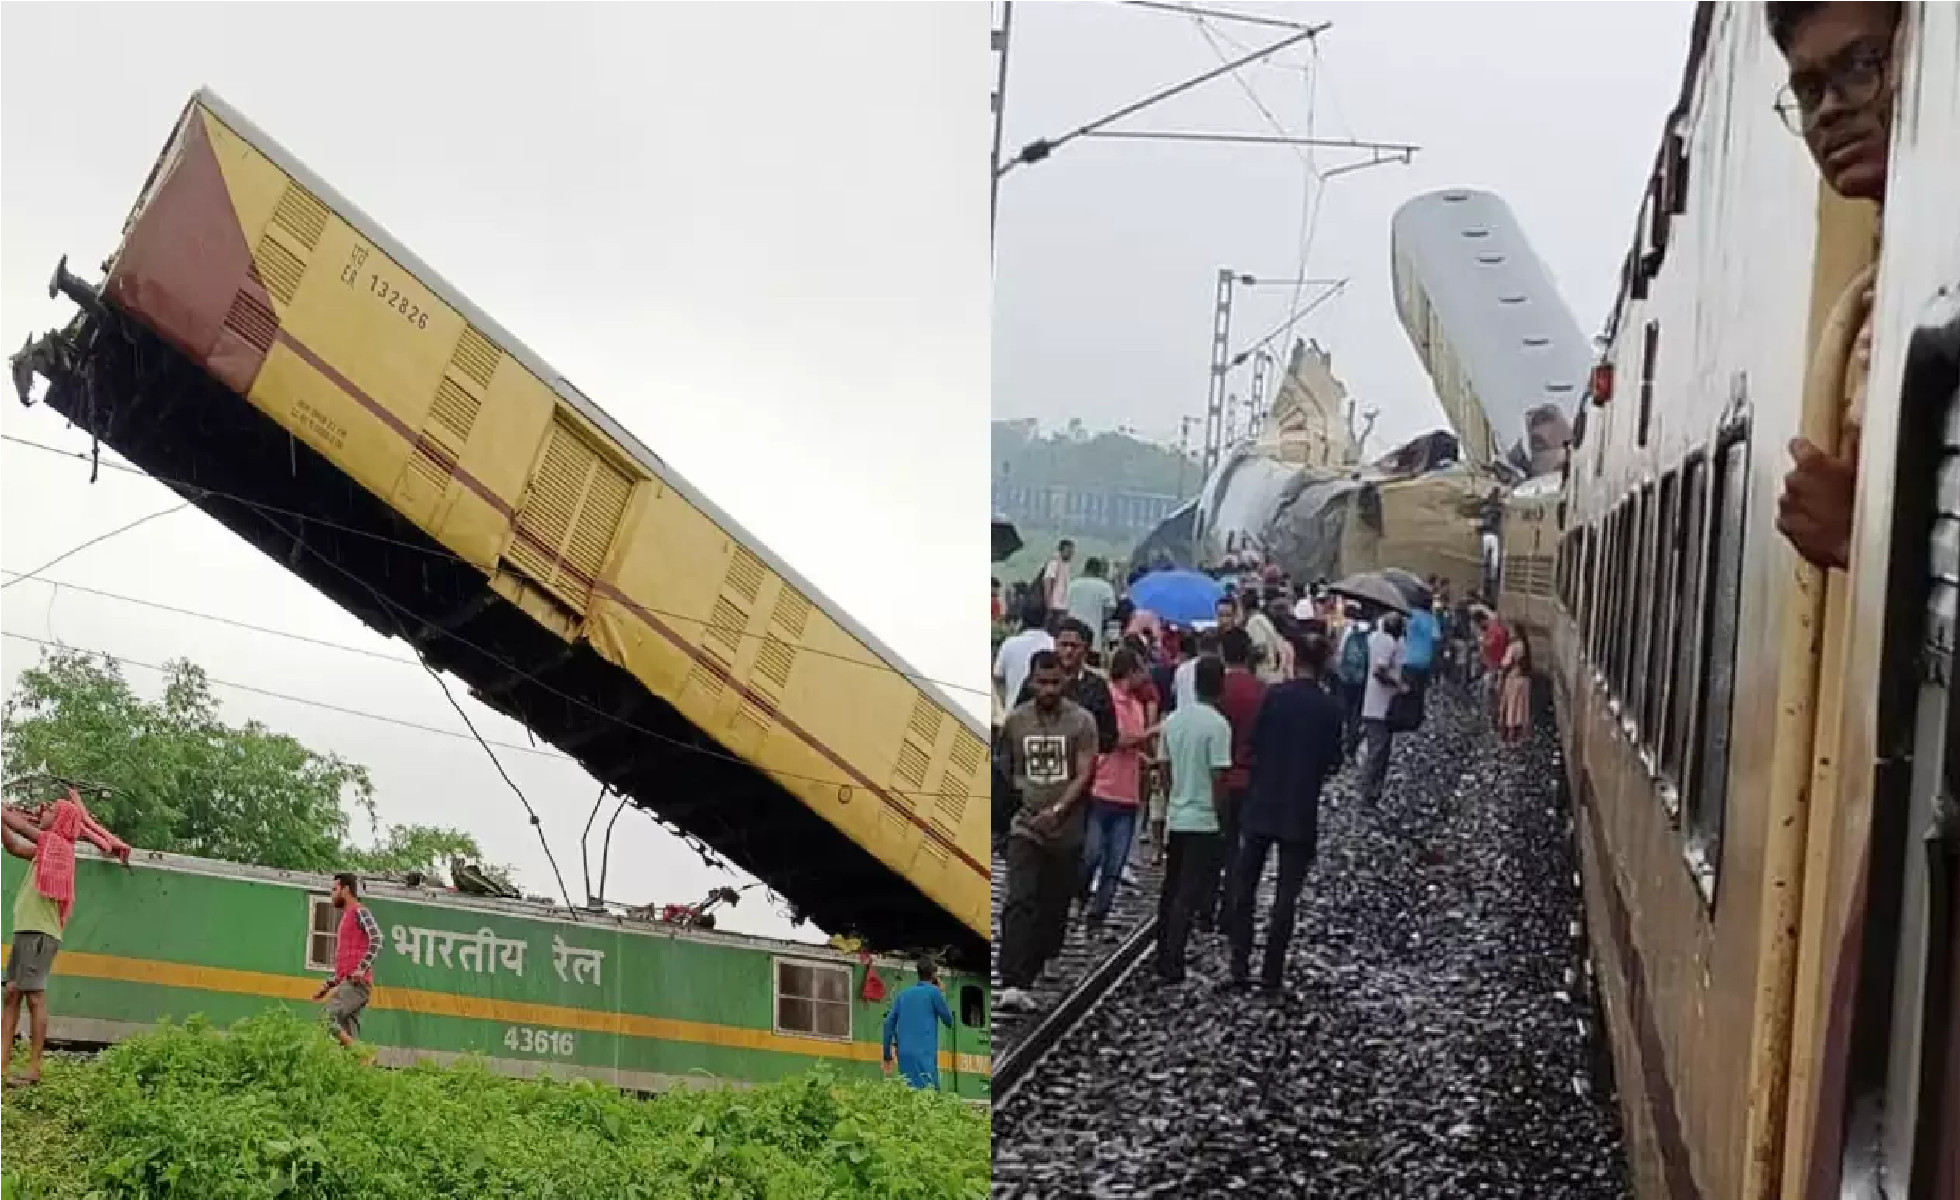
[991,685,1631,1198]
[989,822,1165,1091]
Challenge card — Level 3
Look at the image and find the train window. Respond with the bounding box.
[1686,431,1749,903]
[1645,470,1682,755]
[304,894,337,973]
[1589,516,1607,668]
[1629,483,1656,739]
[774,959,853,1041]
[1600,509,1617,685]
[1638,321,1660,449]
[1612,500,1636,698]
[1561,536,1573,609]
[1663,453,1710,808]
[1577,526,1592,618]
[1591,509,1607,670]
[1599,511,1622,675]
[1582,524,1599,656]
[959,983,986,1029]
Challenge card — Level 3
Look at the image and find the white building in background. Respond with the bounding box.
[1257,338,1359,470]
[1390,188,1590,474]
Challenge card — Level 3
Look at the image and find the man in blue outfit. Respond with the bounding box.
[1222,632,1345,998]
[1402,593,1440,699]
[881,958,954,1089]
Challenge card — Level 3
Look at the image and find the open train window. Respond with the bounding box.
[1594,515,1609,673]
[1612,499,1636,699]
[1596,511,1613,678]
[1578,525,1593,619]
[1646,470,1682,757]
[1663,451,1710,817]
[1686,424,1750,905]
[304,893,337,973]
[1588,515,1607,669]
[1629,482,1657,743]
[1575,525,1591,654]
[774,959,852,1041]
[959,984,986,1029]
[1638,321,1660,449]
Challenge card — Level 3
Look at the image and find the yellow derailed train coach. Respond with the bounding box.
[18,90,990,968]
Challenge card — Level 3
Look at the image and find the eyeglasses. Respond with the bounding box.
[1775,39,1890,135]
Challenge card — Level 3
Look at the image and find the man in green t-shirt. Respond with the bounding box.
[1155,657,1233,983]
[3,807,64,1087]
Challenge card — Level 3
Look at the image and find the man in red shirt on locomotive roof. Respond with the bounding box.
[312,872,383,1049]
[1768,1,1898,571]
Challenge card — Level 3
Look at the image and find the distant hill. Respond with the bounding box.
[991,421,1193,496]
[991,421,1196,580]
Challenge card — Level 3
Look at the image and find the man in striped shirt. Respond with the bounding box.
[312,872,382,1048]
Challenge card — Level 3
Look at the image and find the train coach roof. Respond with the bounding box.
[174,87,981,736]
[74,842,950,975]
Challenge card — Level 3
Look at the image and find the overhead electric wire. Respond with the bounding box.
[1,433,988,698]
[997,20,1323,177]
[1192,15,1326,356]
[0,630,567,761]
[408,642,578,916]
[0,572,419,667]
[3,547,976,803]
[5,567,744,886]
[0,502,191,591]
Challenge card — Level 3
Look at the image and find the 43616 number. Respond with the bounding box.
[504,1026,575,1058]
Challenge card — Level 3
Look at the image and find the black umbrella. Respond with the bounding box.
[1329,572,1410,614]
[992,517,1023,564]
[1379,568,1433,611]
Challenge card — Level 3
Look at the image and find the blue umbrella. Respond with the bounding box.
[1127,569,1226,627]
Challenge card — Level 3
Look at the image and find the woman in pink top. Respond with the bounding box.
[1078,648,1158,930]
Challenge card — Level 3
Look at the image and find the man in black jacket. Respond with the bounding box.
[1015,619,1118,756]
[1221,631,1344,998]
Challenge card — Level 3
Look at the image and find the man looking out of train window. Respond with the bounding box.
[1768,1,1899,571]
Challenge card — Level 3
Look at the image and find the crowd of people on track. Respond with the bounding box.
[992,538,1536,1011]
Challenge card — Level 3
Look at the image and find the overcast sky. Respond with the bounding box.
[994,1,1694,454]
[1,3,990,943]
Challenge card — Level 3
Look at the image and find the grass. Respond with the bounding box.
[0,1010,987,1199]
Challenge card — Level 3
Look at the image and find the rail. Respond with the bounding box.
[993,913,1157,1099]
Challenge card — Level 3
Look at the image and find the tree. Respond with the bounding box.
[2,648,505,882]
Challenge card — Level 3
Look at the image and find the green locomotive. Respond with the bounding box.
[0,849,991,1099]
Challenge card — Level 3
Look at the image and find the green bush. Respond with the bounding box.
[0,1010,987,1199]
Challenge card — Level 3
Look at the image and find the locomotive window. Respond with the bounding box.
[304,894,337,973]
[1664,452,1710,814]
[774,959,853,1041]
[1686,432,1749,904]
[959,983,986,1029]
